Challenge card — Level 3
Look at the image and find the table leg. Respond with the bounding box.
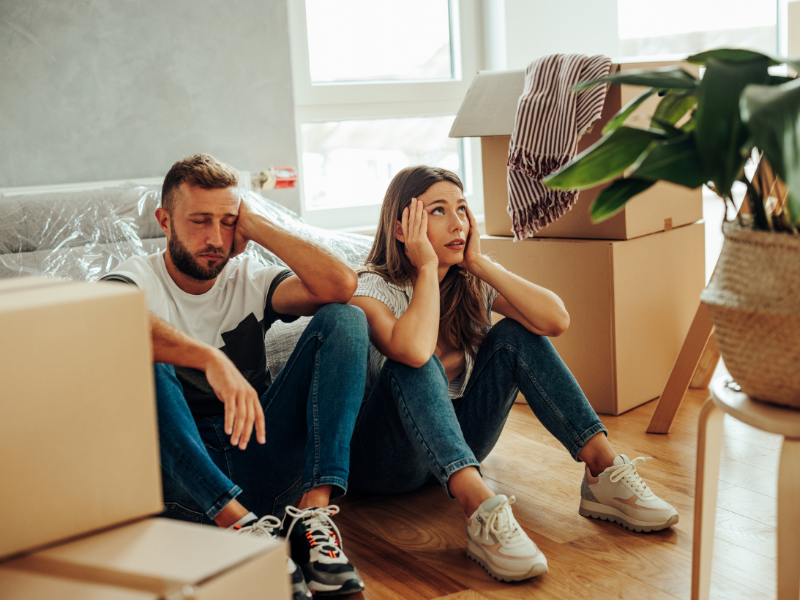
[778,438,800,600]
[692,398,724,600]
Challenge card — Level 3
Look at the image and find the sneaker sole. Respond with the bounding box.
[579,499,679,532]
[309,579,365,597]
[466,540,548,582]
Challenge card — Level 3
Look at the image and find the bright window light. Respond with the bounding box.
[305,0,453,83]
[617,0,777,56]
[301,116,461,210]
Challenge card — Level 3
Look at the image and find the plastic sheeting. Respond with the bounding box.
[0,183,372,281]
[0,183,374,380]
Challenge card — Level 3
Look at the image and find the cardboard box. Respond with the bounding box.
[482,222,705,415]
[451,60,703,239]
[0,566,159,600]
[10,518,290,600]
[0,277,162,560]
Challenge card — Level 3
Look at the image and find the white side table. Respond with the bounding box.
[693,377,800,600]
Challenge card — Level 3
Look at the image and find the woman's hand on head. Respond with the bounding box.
[457,205,483,272]
[402,198,439,270]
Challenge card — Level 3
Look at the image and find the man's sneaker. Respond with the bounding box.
[579,455,680,532]
[233,515,312,600]
[465,495,548,582]
[283,505,365,596]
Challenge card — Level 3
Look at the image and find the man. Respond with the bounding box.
[102,154,368,597]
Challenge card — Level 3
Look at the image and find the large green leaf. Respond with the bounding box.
[630,134,708,189]
[650,117,684,138]
[602,88,658,134]
[742,78,800,224]
[694,57,770,198]
[590,178,655,222]
[688,48,779,66]
[543,127,666,190]
[688,48,800,79]
[652,90,697,126]
[571,66,699,92]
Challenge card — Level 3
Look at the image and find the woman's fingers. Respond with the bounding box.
[401,206,409,241]
[466,205,476,230]
[414,198,425,238]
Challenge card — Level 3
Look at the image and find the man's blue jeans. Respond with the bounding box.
[154,304,369,524]
[349,318,607,497]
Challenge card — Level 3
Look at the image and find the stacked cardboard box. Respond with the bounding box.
[450,60,705,415]
[0,278,289,599]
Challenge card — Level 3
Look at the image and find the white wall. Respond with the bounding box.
[0,0,301,212]
[483,0,621,71]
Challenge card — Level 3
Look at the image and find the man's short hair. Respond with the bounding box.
[161,154,239,214]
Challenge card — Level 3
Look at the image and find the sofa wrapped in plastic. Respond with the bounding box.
[0,183,372,378]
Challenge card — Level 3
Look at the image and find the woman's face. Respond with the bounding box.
[411,180,469,267]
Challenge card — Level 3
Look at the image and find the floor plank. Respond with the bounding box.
[334,386,782,600]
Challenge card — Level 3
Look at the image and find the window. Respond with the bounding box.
[617,0,778,58]
[289,0,481,231]
[305,0,455,83]
[301,116,462,210]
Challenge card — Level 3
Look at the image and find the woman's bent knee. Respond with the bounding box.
[385,354,447,385]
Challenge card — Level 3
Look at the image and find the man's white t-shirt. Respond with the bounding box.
[102,252,297,418]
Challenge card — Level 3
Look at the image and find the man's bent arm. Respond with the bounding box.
[235,202,358,315]
[150,312,218,369]
[149,312,265,449]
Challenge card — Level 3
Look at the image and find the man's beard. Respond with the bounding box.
[168,223,231,281]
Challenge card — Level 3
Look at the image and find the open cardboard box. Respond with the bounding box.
[8,518,290,600]
[0,566,160,600]
[451,59,703,239]
[482,221,705,415]
[0,277,162,560]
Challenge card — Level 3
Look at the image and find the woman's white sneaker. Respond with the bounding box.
[465,495,548,582]
[579,455,679,532]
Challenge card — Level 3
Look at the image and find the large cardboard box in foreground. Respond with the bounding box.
[0,566,159,600]
[9,518,290,600]
[482,222,705,415]
[451,60,703,239]
[0,277,162,560]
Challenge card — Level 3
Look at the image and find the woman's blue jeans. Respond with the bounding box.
[349,318,607,497]
[154,303,369,524]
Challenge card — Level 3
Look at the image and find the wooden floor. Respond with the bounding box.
[335,386,782,600]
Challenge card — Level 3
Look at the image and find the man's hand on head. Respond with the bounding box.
[203,348,266,450]
[231,195,260,258]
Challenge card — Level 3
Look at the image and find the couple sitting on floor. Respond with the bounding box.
[103,154,679,597]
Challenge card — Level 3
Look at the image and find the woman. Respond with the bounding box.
[348,166,678,582]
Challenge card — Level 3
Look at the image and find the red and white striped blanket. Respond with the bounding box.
[507,54,612,240]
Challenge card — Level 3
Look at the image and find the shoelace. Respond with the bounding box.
[483,495,524,544]
[605,457,654,497]
[234,515,281,538]
[285,505,343,558]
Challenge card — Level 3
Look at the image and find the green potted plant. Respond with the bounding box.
[543,48,800,408]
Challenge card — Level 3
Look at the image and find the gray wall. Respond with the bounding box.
[0,0,300,212]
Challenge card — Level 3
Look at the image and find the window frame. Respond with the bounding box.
[288,0,484,231]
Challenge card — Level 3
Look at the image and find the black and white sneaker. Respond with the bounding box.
[233,515,312,600]
[283,505,365,596]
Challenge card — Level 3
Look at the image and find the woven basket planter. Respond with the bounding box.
[700,219,800,408]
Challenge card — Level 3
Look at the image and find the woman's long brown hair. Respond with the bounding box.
[365,166,488,357]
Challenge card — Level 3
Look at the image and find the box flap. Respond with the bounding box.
[449,70,525,137]
[0,566,158,600]
[15,519,284,593]
[451,58,695,139]
[0,276,68,295]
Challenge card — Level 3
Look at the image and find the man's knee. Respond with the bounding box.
[311,303,368,338]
